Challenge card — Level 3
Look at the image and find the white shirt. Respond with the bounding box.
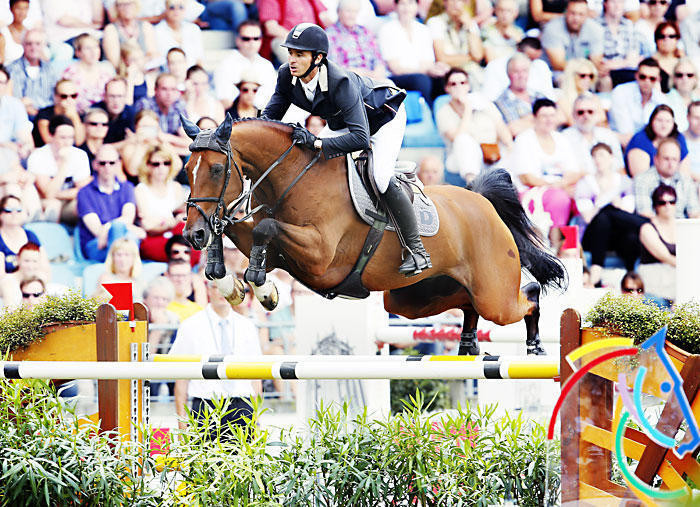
[213,50,277,109]
[561,125,625,174]
[378,19,435,71]
[154,20,203,68]
[507,128,577,190]
[27,145,91,188]
[609,81,668,135]
[301,71,320,102]
[40,0,102,43]
[102,0,204,21]
[480,56,555,101]
[169,305,262,399]
[685,131,700,176]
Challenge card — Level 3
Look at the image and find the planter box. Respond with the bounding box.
[581,327,690,399]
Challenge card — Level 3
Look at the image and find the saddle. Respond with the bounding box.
[348,150,439,237]
[312,150,439,301]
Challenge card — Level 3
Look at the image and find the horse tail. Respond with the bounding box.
[467,168,568,292]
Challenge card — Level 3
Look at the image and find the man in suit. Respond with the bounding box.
[263,23,431,276]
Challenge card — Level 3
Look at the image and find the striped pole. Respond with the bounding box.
[0,359,559,380]
[153,354,557,363]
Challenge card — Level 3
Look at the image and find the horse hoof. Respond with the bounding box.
[205,261,226,280]
[244,267,266,286]
[458,342,480,356]
[527,344,546,355]
[215,275,246,306]
[249,279,279,311]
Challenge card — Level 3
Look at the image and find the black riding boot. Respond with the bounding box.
[382,176,432,276]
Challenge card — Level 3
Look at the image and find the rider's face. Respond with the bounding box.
[288,49,315,77]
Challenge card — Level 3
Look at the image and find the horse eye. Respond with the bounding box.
[210,163,225,177]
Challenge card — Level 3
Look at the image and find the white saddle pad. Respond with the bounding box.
[346,155,439,237]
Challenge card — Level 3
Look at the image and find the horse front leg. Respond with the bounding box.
[243,218,283,311]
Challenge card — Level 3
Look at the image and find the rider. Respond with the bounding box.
[262,23,432,276]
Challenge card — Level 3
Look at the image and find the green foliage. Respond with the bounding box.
[0,379,161,506]
[667,301,700,355]
[586,293,700,354]
[1,383,560,506]
[389,348,451,414]
[585,292,669,344]
[0,290,106,353]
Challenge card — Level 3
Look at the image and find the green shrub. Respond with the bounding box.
[586,293,700,354]
[2,382,560,506]
[667,301,700,355]
[0,379,160,506]
[585,292,669,344]
[0,290,110,353]
[390,348,451,414]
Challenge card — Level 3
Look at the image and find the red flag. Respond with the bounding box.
[560,225,578,250]
[102,282,133,312]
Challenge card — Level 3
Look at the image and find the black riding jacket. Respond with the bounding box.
[262,60,405,159]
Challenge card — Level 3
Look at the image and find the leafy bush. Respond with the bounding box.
[0,379,160,506]
[1,382,560,506]
[0,290,109,353]
[667,301,700,355]
[586,293,700,354]
[585,292,669,344]
[390,348,451,414]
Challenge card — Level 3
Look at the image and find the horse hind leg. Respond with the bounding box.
[523,282,546,355]
[457,307,480,356]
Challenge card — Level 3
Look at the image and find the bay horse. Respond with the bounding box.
[181,114,566,355]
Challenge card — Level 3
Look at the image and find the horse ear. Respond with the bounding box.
[215,113,233,142]
[181,114,200,140]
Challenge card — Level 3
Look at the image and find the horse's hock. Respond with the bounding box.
[9,303,148,441]
[560,308,700,504]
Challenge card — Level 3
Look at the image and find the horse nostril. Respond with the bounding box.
[193,229,205,247]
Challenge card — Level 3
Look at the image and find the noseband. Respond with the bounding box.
[186,129,321,239]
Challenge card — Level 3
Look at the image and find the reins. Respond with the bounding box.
[186,134,321,239]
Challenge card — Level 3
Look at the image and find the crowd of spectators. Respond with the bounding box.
[1,0,698,362]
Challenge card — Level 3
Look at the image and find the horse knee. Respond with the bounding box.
[252,218,280,244]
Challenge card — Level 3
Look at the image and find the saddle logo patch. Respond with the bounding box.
[419,210,433,226]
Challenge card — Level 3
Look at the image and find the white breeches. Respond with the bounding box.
[320,103,406,194]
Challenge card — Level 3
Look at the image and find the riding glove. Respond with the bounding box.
[292,124,318,150]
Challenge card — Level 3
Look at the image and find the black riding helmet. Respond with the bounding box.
[280,23,328,78]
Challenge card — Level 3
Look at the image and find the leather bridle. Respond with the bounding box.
[186,130,321,239]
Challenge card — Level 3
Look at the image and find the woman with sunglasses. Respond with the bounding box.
[635,0,672,55]
[625,104,689,176]
[557,59,599,126]
[33,79,85,148]
[184,64,225,123]
[225,70,262,120]
[0,195,45,275]
[666,58,700,131]
[638,183,677,306]
[653,21,684,92]
[619,271,645,300]
[135,144,188,262]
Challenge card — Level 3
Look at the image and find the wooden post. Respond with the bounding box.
[559,308,581,504]
[96,304,119,433]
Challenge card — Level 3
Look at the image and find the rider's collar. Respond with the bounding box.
[188,128,230,154]
[291,62,328,92]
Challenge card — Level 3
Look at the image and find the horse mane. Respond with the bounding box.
[231,117,294,134]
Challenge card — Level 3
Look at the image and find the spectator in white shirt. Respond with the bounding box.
[562,93,625,174]
[378,0,448,104]
[609,57,667,145]
[213,20,276,111]
[27,115,92,223]
[172,279,263,437]
[508,98,584,228]
[481,36,555,101]
[153,0,204,68]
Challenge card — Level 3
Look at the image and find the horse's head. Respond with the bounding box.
[181,113,243,250]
